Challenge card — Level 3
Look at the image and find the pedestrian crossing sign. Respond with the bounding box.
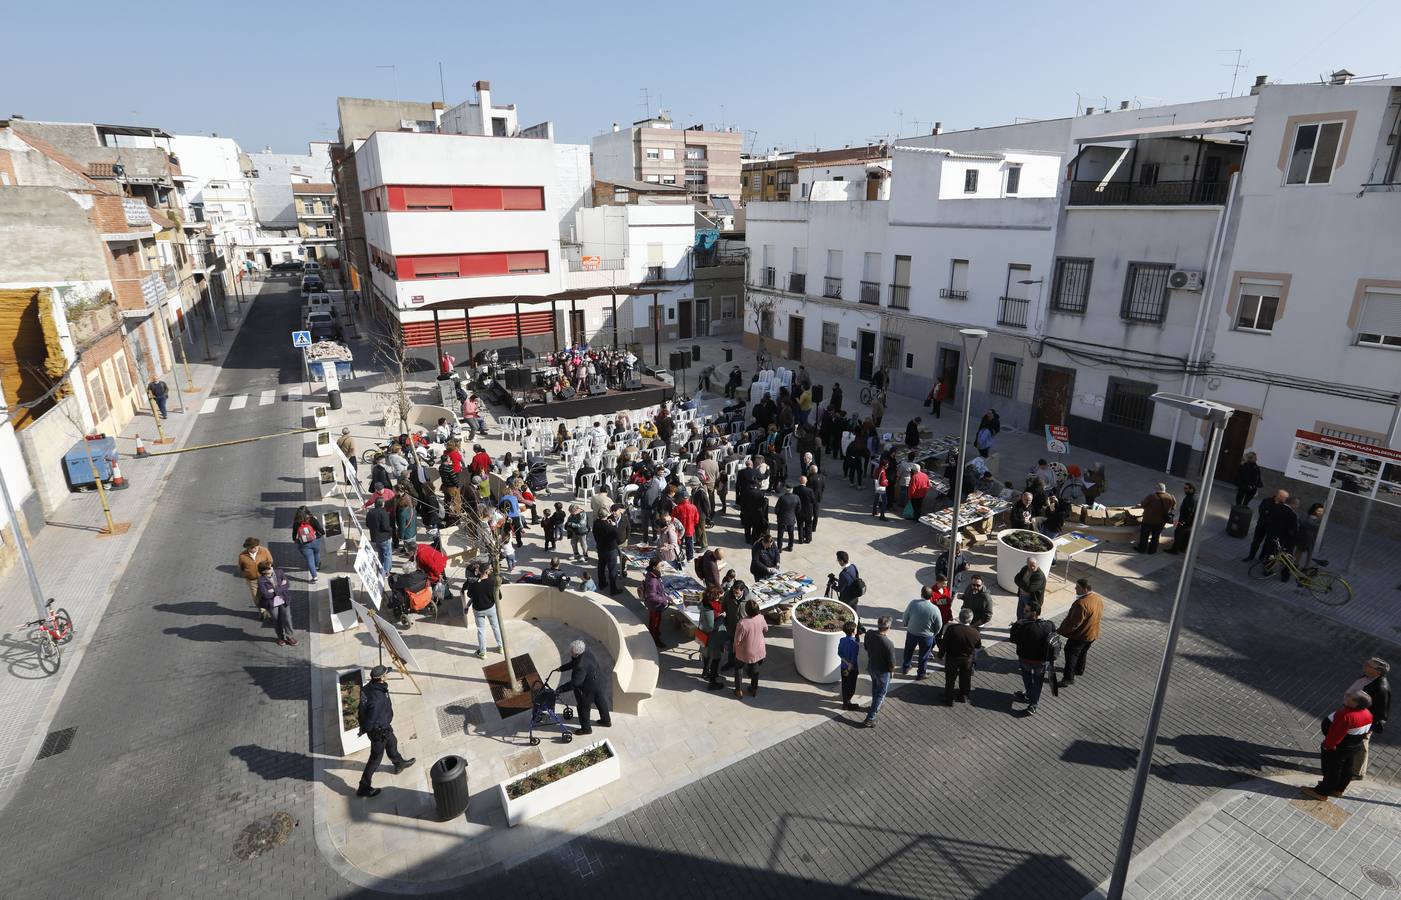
[292,330,312,348]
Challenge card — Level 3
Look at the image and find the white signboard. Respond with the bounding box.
[323,364,340,393]
[350,598,420,671]
[1284,429,1401,506]
[353,540,384,608]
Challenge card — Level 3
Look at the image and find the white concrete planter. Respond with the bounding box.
[335,667,371,756]
[315,430,333,457]
[312,405,329,430]
[791,598,857,684]
[994,528,1056,594]
[498,739,620,827]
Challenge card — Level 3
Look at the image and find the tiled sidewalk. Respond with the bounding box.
[1085,775,1401,899]
[0,298,247,800]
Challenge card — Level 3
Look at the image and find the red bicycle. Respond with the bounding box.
[19,599,73,674]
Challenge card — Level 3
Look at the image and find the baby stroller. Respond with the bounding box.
[528,668,575,746]
[526,460,549,493]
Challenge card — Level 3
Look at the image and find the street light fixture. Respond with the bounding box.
[946,327,988,568]
[1106,392,1233,900]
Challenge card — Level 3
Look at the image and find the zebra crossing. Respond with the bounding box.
[196,389,306,416]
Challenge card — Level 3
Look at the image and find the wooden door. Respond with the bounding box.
[678,300,693,340]
[938,346,961,405]
[1031,365,1074,432]
[788,315,804,363]
[1214,410,1253,483]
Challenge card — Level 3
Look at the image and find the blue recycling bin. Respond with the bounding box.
[63,436,116,491]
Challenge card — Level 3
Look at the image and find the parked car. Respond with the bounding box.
[302,261,322,274]
[300,275,324,297]
[271,260,302,275]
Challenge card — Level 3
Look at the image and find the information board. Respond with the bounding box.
[1284,429,1401,507]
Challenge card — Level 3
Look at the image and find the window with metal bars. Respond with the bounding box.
[1050,257,1093,313]
[1103,378,1156,432]
[1120,262,1172,323]
[989,358,1017,398]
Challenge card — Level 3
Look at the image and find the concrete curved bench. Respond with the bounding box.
[406,403,459,433]
[497,583,659,715]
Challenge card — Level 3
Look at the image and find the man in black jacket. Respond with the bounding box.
[774,484,801,552]
[794,476,817,544]
[1354,657,1391,780]
[1010,603,1057,716]
[1167,482,1198,554]
[806,464,825,535]
[1244,489,1291,562]
[356,665,416,797]
[559,640,611,734]
[939,609,982,705]
[862,616,896,728]
[366,498,396,579]
[592,505,624,594]
[750,531,781,581]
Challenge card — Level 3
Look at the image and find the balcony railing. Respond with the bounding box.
[860,280,881,305]
[761,266,776,288]
[939,288,969,300]
[998,295,1030,328]
[567,256,626,272]
[788,272,806,294]
[1068,180,1229,206]
[823,276,843,300]
[888,283,910,309]
[645,265,666,282]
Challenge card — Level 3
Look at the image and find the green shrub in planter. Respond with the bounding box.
[1002,530,1053,553]
[794,599,856,633]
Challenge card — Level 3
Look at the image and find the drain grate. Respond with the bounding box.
[436,696,479,737]
[1363,866,1399,890]
[36,727,76,760]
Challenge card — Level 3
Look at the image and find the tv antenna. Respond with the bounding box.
[1219,49,1248,96]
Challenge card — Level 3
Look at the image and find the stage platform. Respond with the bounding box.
[496,376,674,420]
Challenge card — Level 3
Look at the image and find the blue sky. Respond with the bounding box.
[5,0,1396,154]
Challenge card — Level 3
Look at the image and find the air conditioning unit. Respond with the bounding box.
[1169,269,1204,291]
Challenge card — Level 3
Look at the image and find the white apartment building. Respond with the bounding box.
[1197,77,1401,476]
[169,134,259,276]
[744,128,1065,419]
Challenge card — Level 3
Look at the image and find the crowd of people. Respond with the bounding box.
[542,345,640,398]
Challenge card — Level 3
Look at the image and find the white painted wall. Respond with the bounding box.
[590,129,637,184]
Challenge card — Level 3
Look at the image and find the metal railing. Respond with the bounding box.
[761,266,776,288]
[824,276,843,299]
[888,283,910,309]
[1068,180,1229,206]
[997,295,1030,328]
[566,257,626,272]
[939,288,969,300]
[788,272,806,294]
[645,265,666,282]
[860,280,881,305]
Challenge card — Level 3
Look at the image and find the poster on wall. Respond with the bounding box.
[1284,429,1401,506]
[1044,424,1071,455]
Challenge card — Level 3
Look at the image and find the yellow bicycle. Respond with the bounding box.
[1248,549,1352,606]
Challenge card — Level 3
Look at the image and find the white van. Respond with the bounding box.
[302,261,322,274]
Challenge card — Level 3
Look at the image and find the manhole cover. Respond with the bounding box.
[436,695,483,737]
[233,811,297,860]
[1363,866,1399,890]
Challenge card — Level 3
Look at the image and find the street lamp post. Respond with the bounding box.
[1106,392,1234,899]
[947,328,988,564]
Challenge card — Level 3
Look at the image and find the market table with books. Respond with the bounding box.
[918,492,1014,538]
[666,571,817,631]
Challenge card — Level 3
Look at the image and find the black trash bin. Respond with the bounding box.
[1226,504,1253,539]
[691,344,700,362]
[723,346,733,362]
[327,389,343,411]
[429,755,469,820]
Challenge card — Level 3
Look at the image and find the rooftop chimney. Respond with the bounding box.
[1329,69,1354,85]
[1249,74,1269,95]
[475,80,493,135]
[933,121,943,134]
[1119,100,1130,110]
[612,122,619,132]
[475,80,491,92]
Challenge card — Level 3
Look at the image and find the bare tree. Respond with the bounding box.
[364,323,415,438]
[746,294,778,369]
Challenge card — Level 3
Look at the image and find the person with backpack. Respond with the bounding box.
[291,506,325,583]
[256,560,297,646]
[834,550,864,608]
[1010,601,1058,716]
[438,451,462,524]
[564,504,589,562]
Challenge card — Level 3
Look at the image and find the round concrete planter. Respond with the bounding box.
[791,598,857,684]
[994,528,1056,593]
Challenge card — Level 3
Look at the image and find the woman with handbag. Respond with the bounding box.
[697,585,729,690]
[256,561,297,647]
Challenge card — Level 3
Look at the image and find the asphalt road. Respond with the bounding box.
[0,281,1395,899]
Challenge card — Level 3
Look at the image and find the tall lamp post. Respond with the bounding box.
[1107,392,1233,899]
[946,328,987,563]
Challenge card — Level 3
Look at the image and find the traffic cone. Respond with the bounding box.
[135,435,148,458]
[110,460,128,490]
